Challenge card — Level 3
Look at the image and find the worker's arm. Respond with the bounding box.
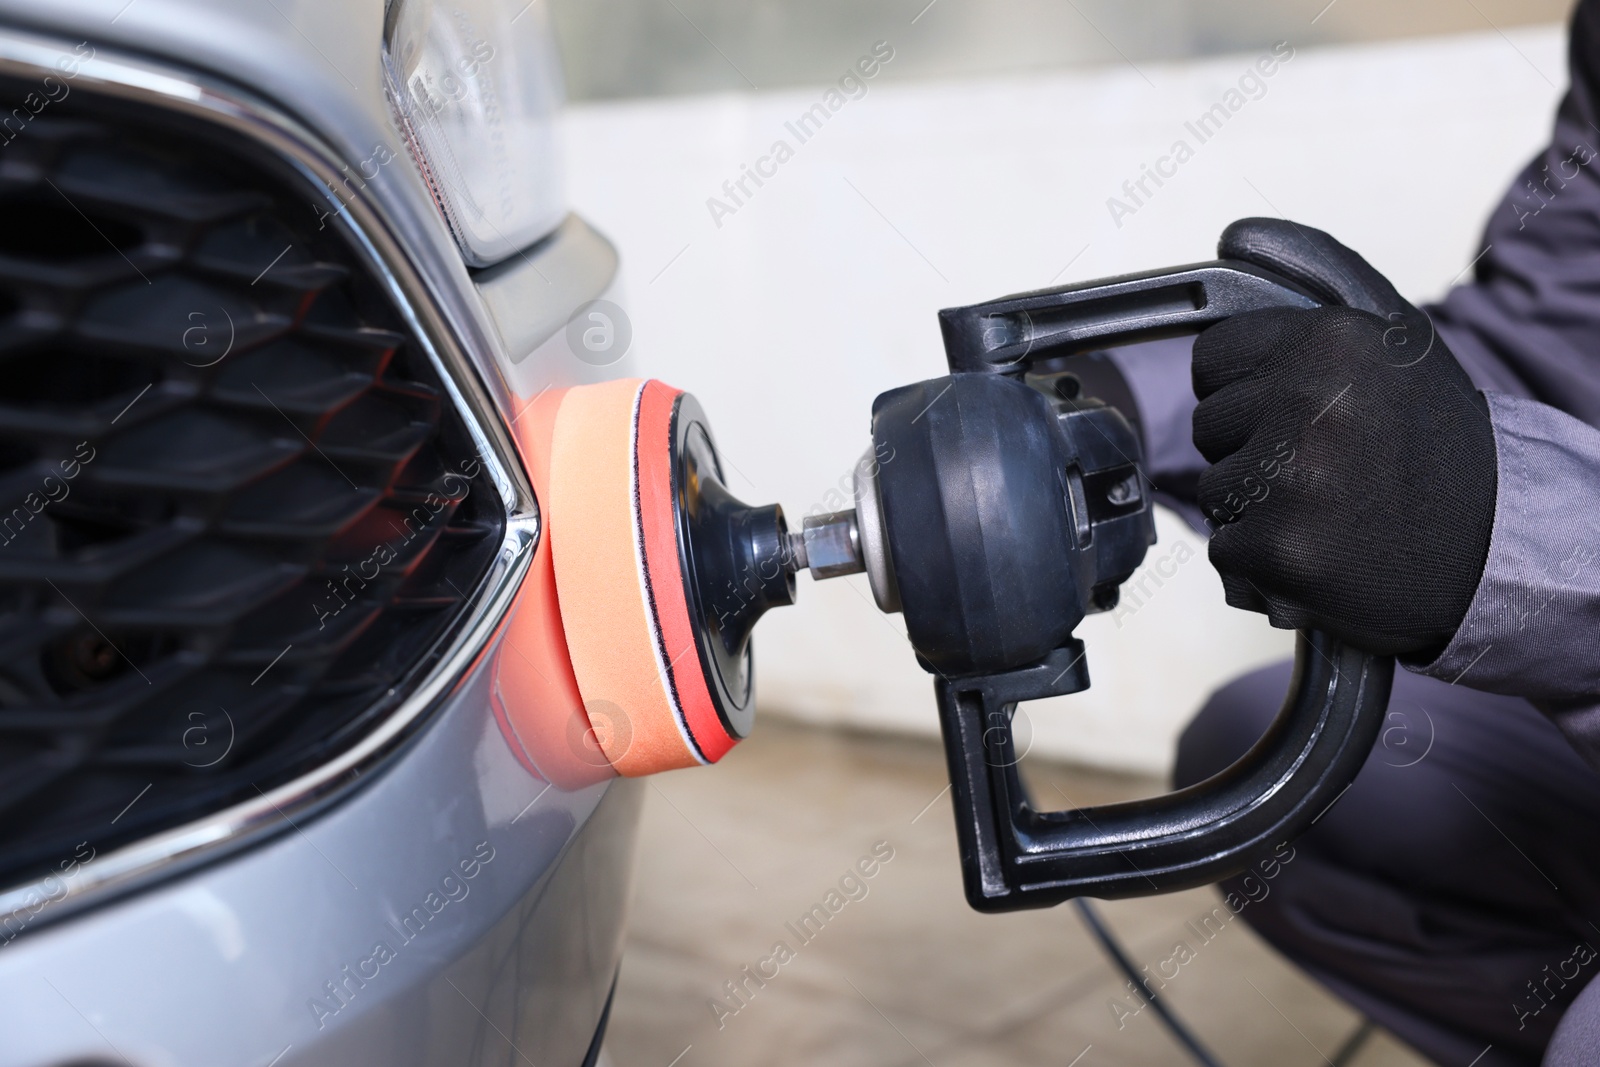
[1107,0,1600,514]
[1426,0,1600,422]
[1410,0,1600,758]
[1086,2,1600,767]
[1186,215,1600,772]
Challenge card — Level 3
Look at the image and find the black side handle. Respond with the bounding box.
[938,635,1391,910]
[933,260,1393,910]
[939,260,1319,375]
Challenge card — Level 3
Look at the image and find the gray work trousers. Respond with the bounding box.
[1175,665,1600,1066]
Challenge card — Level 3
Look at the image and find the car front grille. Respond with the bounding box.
[0,76,506,889]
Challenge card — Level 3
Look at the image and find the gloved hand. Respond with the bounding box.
[1193,218,1497,658]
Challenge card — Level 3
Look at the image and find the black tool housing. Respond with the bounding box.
[871,376,1153,677]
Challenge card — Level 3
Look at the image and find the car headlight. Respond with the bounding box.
[383,0,567,267]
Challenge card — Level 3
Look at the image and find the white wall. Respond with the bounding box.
[562,28,1564,775]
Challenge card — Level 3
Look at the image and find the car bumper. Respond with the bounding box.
[0,626,641,1066]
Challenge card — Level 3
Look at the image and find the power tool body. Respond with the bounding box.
[785,259,1392,911]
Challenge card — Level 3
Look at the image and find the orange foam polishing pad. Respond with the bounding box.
[490,384,616,790]
[549,379,740,776]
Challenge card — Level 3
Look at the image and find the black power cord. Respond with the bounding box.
[1072,898,1375,1067]
[1332,1020,1376,1065]
[1073,899,1227,1067]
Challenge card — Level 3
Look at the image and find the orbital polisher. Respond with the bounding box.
[495,255,1394,913]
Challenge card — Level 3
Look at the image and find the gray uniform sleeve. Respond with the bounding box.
[1412,394,1600,768]
[1423,0,1600,420]
[1377,0,1600,762]
[1106,1,1600,762]
[1111,0,1600,467]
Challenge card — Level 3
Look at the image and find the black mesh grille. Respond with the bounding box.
[0,80,506,887]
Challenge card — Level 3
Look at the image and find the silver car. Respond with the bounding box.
[0,2,637,1064]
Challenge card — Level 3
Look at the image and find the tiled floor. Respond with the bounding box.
[601,719,1431,1067]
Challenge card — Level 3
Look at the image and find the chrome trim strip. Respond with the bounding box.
[0,29,542,932]
[0,525,537,934]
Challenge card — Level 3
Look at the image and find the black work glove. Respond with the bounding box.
[1193,218,1497,658]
